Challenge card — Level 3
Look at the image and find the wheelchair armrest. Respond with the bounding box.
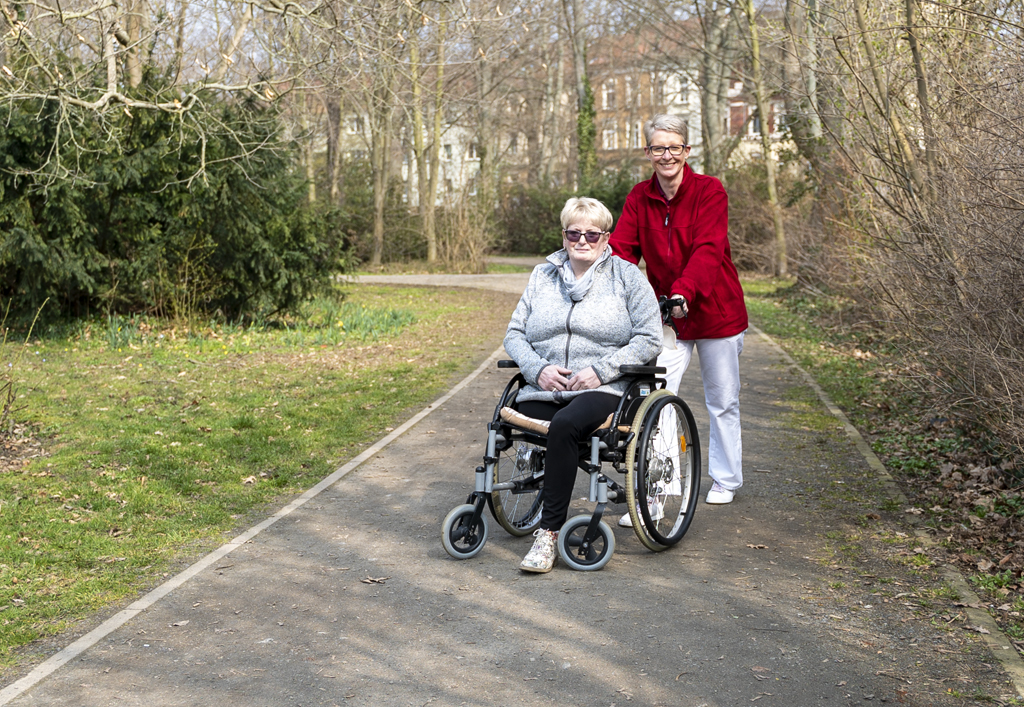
[619,364,666,376]
[497,359,520,369]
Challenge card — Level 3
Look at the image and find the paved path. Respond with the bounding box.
[2,272,1021,706]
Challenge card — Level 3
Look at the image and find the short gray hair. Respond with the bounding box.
[560,197,614,232]
[643,114,689,146]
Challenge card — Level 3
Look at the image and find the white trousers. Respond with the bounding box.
[658,331,744,491]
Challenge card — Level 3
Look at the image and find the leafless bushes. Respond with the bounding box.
[867,65,1024,446]
[438,194,495,274]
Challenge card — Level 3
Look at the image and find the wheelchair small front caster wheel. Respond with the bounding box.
[557,515,615,571]
[442,504,490,559]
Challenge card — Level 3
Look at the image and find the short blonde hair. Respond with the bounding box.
[560,197,613,232]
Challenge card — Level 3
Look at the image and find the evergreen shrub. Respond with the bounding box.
[0,87,347,321]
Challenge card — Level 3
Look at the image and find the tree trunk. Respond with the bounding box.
[370,67,395,267]
[174,0,188,81]
[542,42,564,183]
[410,24,430,256]
[125,0,144,89]
[783,0,823,167]
[371,117,391,267]
[411,8,447,263]
[299,91,316,204]
[698,4,740,177]
[425,14,446,261]
[560,0,595,189]
[326,97,342,204]
[905,0,935,189]
[745,0,787,276]
[850,0,925,198]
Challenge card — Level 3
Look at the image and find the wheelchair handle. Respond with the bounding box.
[659,296,687,328]
[659,296,687,315]
[497,359,520,369]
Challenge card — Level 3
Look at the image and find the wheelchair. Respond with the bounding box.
[441,299,702,571]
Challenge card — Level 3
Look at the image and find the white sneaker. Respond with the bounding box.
[705,481,735,504]
[520,529,558,573]
[617,498,664,527]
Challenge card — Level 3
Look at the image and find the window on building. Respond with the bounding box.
[467,142,479,160]
[676,75,689,104]
[445,178,453,193]
[602,127,618,150]
[650,73,664,107]
[602,80,617,110]
[730,104,746,136]
[624,77,634,106]
[348,116,364,134]
[443,144,452,160]
[509,134,518,155]
[631,122,643,149]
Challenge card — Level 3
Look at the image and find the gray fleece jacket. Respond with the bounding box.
[503,250,662,403]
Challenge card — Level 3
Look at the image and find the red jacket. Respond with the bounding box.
[610,165,748,340]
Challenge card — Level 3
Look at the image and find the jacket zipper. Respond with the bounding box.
[564,301,577,368]
[665,202,672,258]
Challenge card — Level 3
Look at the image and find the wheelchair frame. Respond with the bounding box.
[442,357,702,571]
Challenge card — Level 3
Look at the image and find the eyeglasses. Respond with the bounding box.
[645,144,688,157]
[562,229,607,244]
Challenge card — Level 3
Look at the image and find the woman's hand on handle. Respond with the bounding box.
[538,365,574,392]
[670,294,689,319]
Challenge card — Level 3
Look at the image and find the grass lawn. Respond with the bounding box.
[0,284,521,674]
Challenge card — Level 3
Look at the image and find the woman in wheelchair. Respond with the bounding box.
[502,197,662,572]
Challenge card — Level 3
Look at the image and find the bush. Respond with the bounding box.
[494,169,637,255]
[0,85,348,321]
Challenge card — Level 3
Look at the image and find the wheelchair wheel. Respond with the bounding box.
[625,392,701,551]
[489,440,544,537]
[442,504,490,559]
[557,515,615,571]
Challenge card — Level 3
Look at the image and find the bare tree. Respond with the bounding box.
[409,2,447,263]
[741,0,787,274]
[0,0,317,180]
[561,0,596,187]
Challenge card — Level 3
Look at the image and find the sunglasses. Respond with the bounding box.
[562,229,607,244]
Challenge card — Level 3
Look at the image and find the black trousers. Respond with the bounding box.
[518,392,620,531]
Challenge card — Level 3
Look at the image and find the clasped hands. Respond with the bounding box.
[537,365,600,392]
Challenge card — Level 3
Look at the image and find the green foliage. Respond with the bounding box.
[0,83,348,321]
[495,169,638,256]
[496,183,576,255]
[971,569,1017,591]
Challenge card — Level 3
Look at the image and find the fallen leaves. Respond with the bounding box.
[361,576,389,585]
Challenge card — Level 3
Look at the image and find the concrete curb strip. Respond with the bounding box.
[750,323,1024,697]
[0,347,506,705]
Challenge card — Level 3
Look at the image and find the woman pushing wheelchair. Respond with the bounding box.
[503,197,662,573]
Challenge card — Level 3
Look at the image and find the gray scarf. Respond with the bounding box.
[559,247,612,302]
